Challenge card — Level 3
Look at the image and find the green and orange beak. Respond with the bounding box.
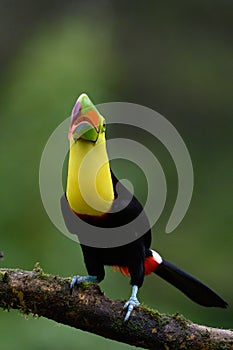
[68,93,105,142]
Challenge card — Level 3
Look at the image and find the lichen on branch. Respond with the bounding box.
[0,266,232,349]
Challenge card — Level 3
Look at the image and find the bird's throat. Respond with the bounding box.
[66,138,114,216]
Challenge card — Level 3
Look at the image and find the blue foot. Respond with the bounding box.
[124,297,140,321]
[124,285,140,321]
[70,275,98,290]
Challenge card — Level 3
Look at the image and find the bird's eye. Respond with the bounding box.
[103,122,106,130]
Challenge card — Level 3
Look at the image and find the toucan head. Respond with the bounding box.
[68,93,106,143]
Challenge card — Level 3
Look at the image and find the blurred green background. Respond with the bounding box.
[0,1,232,349]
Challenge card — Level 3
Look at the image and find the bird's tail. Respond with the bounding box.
[154,259,228,308]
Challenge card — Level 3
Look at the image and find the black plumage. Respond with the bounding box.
[61,170,228,309]
[62,93,228,320]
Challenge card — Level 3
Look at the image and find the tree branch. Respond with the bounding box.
[0,266,232,349]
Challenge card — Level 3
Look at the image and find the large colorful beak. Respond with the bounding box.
[68,93,101,142]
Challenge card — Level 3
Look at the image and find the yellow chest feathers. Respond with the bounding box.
[66,138,114,216]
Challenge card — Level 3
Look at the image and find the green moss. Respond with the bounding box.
[33,262,51,281]
[76,282,91,291]
[1,271,10,283]
[10,288,31,316]
[142,304,160,318]
[33,262,44,274]
[59,278,69,287]
[172,312,188,330]
[12,288,25,307]
[200,329,210,339]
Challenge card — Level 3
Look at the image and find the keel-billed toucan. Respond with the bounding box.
[61,93,227,321]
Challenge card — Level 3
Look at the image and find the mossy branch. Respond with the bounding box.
[0,266,232,349]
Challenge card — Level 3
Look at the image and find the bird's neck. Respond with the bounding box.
[66,138,114,216]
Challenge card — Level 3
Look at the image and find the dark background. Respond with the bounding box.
[0,1,232,349]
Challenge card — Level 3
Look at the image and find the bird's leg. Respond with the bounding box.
[124,285,140,321]
[70,275,98,290]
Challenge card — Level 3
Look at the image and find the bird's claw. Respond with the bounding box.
[70,275,98,291]
[123,297,140,322]
[70,275,83,290]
